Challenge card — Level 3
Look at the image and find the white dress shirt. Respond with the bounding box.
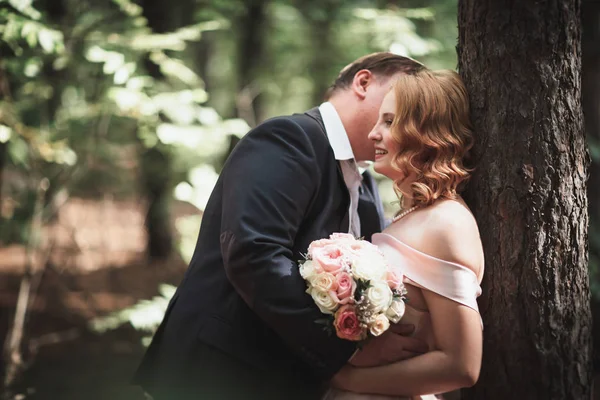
[318,102,363,238]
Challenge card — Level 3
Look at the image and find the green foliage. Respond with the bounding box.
[252,1,452,118]
[90,283,176,346]
[0,0,458,258]
[350,7,441,57]
[0,0,244,252]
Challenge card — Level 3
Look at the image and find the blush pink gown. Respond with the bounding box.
[324,233,484,400]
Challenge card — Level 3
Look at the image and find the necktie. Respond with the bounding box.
[340,160,362,238]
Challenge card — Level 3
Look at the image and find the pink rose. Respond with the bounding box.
[308,239,334,258]
[332,272,356,304]
[334,305,366,341]
[312,245,347,274]
[386,270,404,291]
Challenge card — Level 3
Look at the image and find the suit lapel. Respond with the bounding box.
[305,108,350,233]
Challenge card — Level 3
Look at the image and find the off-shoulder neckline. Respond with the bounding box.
[373,232,472,271]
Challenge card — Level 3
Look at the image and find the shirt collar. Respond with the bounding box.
[319,102,355,161]
[319,102,370,175]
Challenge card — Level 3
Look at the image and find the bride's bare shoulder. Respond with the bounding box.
[421,199,484,275]
[425,198,478,228]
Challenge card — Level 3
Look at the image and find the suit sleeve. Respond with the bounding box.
[219,117,355,379]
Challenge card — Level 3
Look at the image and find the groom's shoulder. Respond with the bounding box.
[254,112,328,146]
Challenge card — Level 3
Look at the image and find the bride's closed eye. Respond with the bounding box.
[381,112,395,127]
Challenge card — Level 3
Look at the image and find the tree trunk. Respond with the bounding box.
[458,1,592,399]
[0,65,8,210]
[583,0,600,271]
[236,0,268,126]
[582,0,600,369]
[139,0,178,260]
[307,13,336,105]
[295,0,342,106]
[195,30,214,96]
[139,0,199,260]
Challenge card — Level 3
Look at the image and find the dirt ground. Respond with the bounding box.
[0,198,193,400]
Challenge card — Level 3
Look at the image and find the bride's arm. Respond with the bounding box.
[331,291,482,396]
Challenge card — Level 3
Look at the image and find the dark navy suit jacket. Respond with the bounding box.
[133,108,386,398]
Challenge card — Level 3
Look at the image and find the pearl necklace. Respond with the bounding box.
[392,205,420,223]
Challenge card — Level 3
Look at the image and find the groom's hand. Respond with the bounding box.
[349,324,428,367]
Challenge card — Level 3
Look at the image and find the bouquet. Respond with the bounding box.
[299,233,407,342]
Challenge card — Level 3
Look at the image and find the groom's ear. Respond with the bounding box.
[352,69,373,100]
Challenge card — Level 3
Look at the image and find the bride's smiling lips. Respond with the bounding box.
[374,147,388,160]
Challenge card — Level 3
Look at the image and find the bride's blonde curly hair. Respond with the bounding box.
[390,69,474,207]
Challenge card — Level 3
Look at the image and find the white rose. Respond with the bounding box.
[365,282,393,313]
[351,255,387,282]
[369,313,390,336]
[385,299,406,324]
[354,240,379,252]
[307,287,338,314]
[310,272,337,292]
[330,233,356,241]
[300,260,320,280]
[343,240,374,256]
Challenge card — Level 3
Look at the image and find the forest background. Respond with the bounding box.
[0,0,597,399]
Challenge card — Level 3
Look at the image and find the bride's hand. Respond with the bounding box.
[349,324,428,367]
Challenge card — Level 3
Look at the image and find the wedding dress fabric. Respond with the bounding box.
[324,232,483,400]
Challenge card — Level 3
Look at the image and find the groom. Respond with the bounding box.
[134,52,427,400]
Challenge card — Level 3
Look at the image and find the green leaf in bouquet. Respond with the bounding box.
[354,279,371,301]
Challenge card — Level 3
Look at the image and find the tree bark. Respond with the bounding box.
[582,0,600,369]
[236,0,268,126]
[139,0,182,260]
[458,1,592,399]
[583,0,600,274]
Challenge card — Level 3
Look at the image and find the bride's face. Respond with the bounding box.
[368,90,401,180]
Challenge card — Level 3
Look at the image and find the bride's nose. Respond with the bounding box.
[368,127,381,142]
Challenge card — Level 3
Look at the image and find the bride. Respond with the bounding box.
[326,68,484,399]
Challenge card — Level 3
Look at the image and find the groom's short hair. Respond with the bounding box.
[324,52,425,100]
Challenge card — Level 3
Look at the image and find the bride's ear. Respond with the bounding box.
[351,69,373,100]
